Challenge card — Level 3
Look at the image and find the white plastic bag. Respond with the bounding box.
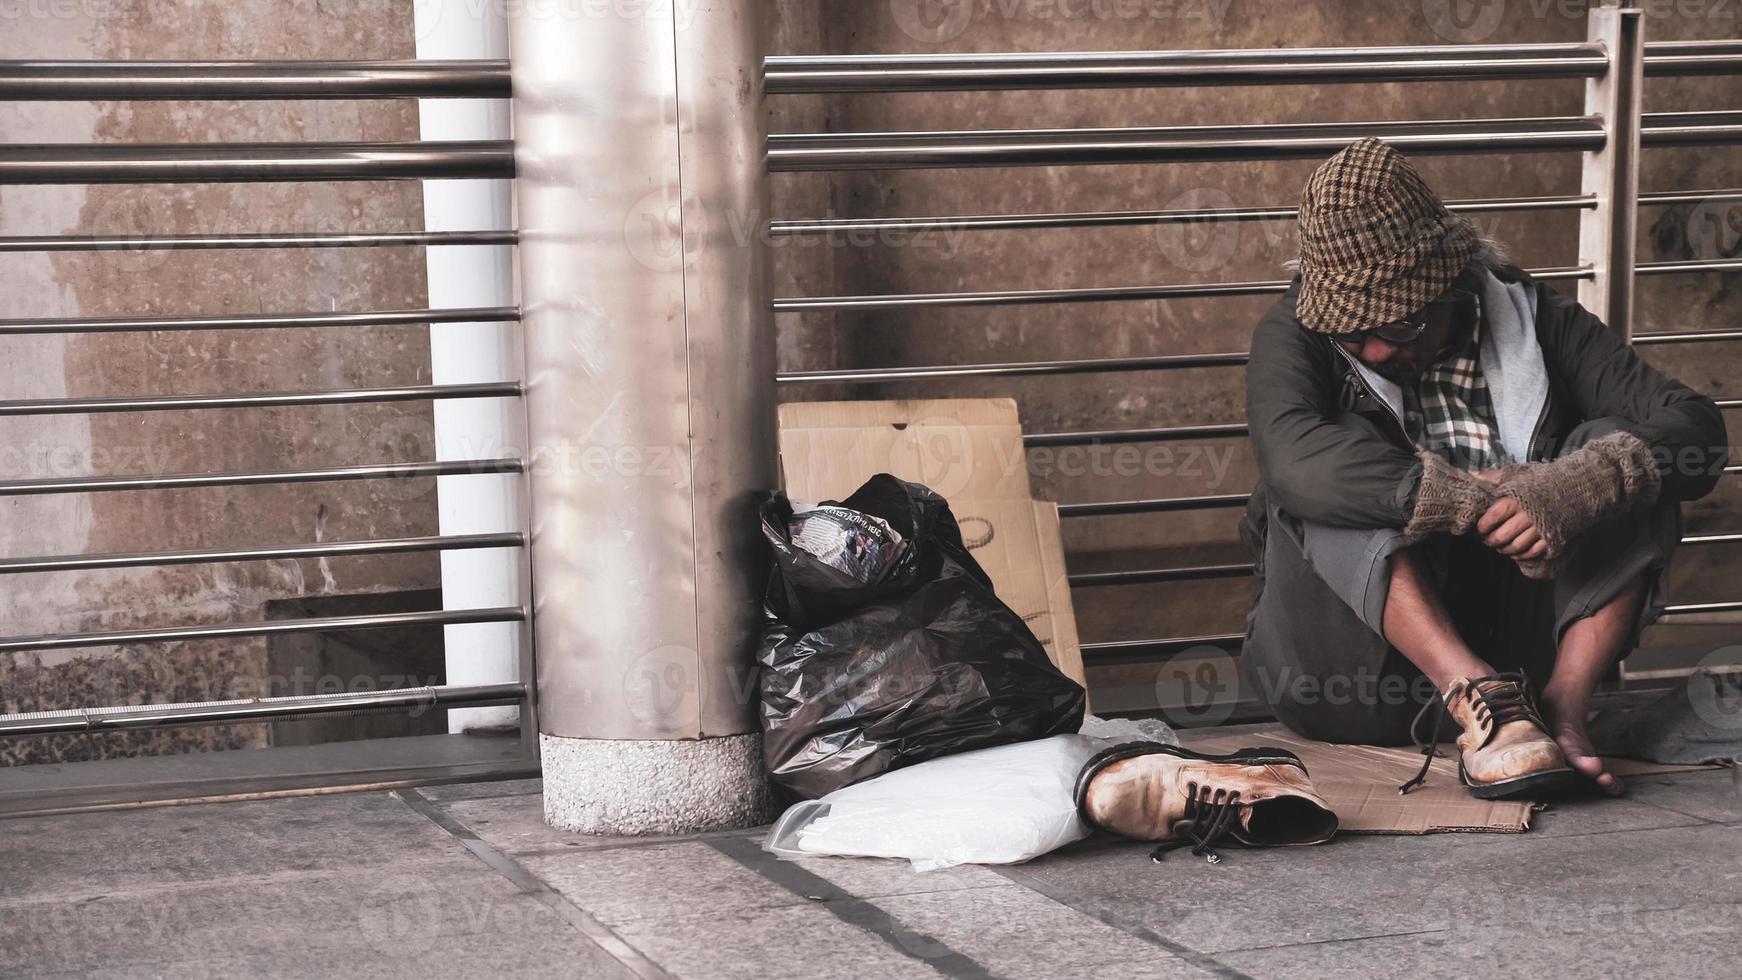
[762,716,1175,872]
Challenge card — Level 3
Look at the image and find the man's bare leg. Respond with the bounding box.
[1539,575,1648,797]
[1382,547,1494,688]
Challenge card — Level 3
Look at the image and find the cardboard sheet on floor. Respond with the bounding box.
[776,398,1086,694]
[1180,725,1717,834]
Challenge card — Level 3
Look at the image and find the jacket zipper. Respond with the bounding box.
[1524,393,1551,463]
[1332,344,1410,445]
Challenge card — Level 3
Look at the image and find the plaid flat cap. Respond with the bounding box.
[1295,137,1479,335]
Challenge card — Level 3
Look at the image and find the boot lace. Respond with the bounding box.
[1399,670,1544,795]
[1150,781,1242,865]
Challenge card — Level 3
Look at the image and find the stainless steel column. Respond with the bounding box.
[510,0,775,833]
[1578,3,1644,334]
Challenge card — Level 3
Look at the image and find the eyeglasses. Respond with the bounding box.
[1331,288,1472,347]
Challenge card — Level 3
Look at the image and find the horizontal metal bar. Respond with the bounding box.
[1682,532,1742,546]
[1662,600,1742,616]
[0,230,518,253]
[1070,529,1742,590]
[0,60,509,100]
[0,382,521,417]
[0,458,522,496]
[1058,494,1250,518]
[1632,329,1742,346]
[0,606,524,655]
[767,44,1606,93]
[0,306,518,336]
[0,532,523,576]
[1636,258,1742,276]
[1638,188,1742,207]
[769,116,1604,171]
[776,266,1589,313]
[1644,40,1742,77]
[1069,563,1255,588]
[769,194,1594,237]
[1081,633,1246,666]
[1026,422,1249,447]
[1641,111,1742,148]
[776,278,1285,312]
[0,141,513,184]
[0,682,526,738]
[777,351,1249,384]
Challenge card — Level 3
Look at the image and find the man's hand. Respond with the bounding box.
[1477,495,1548,560]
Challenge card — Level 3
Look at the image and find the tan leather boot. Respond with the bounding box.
[1073,743,1338,864]
[1399,671,1575,800]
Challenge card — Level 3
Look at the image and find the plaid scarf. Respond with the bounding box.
[1402,298,1506,471]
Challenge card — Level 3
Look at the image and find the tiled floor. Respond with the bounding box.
[4,767,1738,979]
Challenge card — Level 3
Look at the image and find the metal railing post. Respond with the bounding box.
[1579,3,1645,336]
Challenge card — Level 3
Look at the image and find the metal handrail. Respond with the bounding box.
[774,266,1590,312]
[1079,597,1742,665]
[777,351,1250,384]
[0,458,524,496]
[0,230,519,252]
[1633,329,1742,346]
[768,116,1604,171]
[1641,110,1742,147]
[1059,494,1250,518]
[0,140,514,184]
[0,683,527,738]
[766,43,1607,93]
[0,306,518,336]
[0,532,524,576]
[0,607,525,655]
[1637,258,1742,276]
[1067,530,1742,590]
[769,194,1595,237]
[0,382,522,416]
[1643,40,1742,76]
[0,60,510,100]
[1068,563,1256,588]
[770,188,1742,239]
[1081,633,1246,665]
[1027,423,1249,447]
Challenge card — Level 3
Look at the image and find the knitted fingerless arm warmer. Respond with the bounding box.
[1405,451,1500,538]
[1496,431,1662,561]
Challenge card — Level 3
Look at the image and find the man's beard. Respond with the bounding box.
[1370,357,1424,385]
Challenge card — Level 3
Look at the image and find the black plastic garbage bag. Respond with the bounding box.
[757,473,1086,799]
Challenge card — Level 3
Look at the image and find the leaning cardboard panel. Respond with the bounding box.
[777,398,1087,691]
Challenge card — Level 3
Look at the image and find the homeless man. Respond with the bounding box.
[1239,138,1728,801]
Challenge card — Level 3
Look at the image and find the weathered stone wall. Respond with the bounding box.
[765,2,1742,710]
[0,0,443,761]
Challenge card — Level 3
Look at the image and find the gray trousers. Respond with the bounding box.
[1241,416,1681,746]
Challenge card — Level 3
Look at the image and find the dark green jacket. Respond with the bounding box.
[1242,265,1728,546]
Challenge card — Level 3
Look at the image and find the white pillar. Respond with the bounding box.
[414,0,522,734]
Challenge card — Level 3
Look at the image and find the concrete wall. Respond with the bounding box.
[765,3,1742,709]
[4,2,1736,752]
[0,0,441,762]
